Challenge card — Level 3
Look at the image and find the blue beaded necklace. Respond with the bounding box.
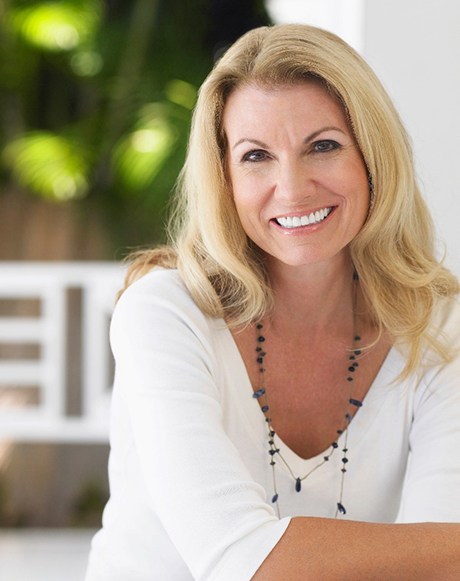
[253,274,363,519]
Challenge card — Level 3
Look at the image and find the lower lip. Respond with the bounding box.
[271,207,336,234]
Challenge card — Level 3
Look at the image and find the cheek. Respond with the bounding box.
[230,172,263,212]
[351,186,371,232]
[231,188,267,241]
[233,195,259,230]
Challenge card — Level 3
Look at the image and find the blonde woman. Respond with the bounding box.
[86,24,460,580]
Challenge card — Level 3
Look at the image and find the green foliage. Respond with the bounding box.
[112,104,179,192]
[71,479,108,527]
[7,0,103,52]
[0,0,271,252]
[3,131,91,200]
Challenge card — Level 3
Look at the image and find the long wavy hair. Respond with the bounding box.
[124,24,458,377]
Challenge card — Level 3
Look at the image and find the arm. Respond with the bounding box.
[111,271,290,581]
[253,517,460,580]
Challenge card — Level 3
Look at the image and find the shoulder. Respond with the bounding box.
[115,267,203,321]
[416,294,460,390]
[431,294,460,346]
[111,268,218,355]
[119,267,191,305]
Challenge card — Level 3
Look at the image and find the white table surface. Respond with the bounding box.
[0,528,96,581]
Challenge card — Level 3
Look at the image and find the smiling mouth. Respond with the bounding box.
[274,206,334,229]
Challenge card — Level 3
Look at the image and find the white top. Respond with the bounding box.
[85,268,460,581]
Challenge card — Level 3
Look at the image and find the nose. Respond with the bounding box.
[274,159,316,204]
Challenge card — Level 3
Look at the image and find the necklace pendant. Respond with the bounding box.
[337,502,347,515]
[295,477,302,492]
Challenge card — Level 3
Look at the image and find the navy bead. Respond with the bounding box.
[348,366,356,372]
[270,460,275,466]
[337,502,347,515]
[257,356,264,364]
[257,336,265,342]
[347,377,353,382]
[337,429,343,435]
[332,442,339,449]
[272,494,278,503]
[324,456,329,461]
[256,346,262,352]
[354,349,362,355]
[342,458,349,464]
[354,335,361,341]
[253,388,266,398]
[269,430,275,437]
[349,398,363,407]
[341,468,347,473]
[261,405,270,413]
[269,448,280,455]
[295,478,302,492]
[256,323,263,329]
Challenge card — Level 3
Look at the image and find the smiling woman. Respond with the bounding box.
[85,24,460,581]
[224,82,370,269]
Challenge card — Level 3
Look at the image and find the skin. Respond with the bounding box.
[222,81,460,579]
[224,81,370,274]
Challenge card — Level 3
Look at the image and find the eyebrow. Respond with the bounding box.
[231,126,347,151]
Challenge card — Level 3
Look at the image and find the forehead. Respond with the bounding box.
[222,81,349,135]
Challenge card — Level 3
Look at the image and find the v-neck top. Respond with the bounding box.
[85,268,460,581]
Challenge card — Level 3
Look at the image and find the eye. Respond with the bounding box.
[312,140,341,153]
[241,149,270,162]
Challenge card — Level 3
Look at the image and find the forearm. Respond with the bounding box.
[252,517,460,580]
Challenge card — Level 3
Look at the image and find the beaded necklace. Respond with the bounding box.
[253,274,363,519]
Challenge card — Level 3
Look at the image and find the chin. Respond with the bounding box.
[264,245,351,270]
[266,252,327,269]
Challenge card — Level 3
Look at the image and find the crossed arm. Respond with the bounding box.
[253,517,460,580]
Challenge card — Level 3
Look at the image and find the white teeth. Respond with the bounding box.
[275,207,332,229]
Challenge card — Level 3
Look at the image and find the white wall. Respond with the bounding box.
[364,0,460,276]
[267,0,364,51]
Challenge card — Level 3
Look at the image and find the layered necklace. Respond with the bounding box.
[253,273,363,519]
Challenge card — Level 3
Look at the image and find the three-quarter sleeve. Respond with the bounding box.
[396,304,460,523]
[110,271,290,580]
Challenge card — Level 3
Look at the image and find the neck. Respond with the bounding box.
[265,253,358,337]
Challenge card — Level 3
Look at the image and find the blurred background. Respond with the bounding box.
[0,0,459,579]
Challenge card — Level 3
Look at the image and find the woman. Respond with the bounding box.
[86,24,460,580]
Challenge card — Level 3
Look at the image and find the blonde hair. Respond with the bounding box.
[125,24,458,376]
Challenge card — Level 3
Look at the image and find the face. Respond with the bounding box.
[223,82,370,274]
